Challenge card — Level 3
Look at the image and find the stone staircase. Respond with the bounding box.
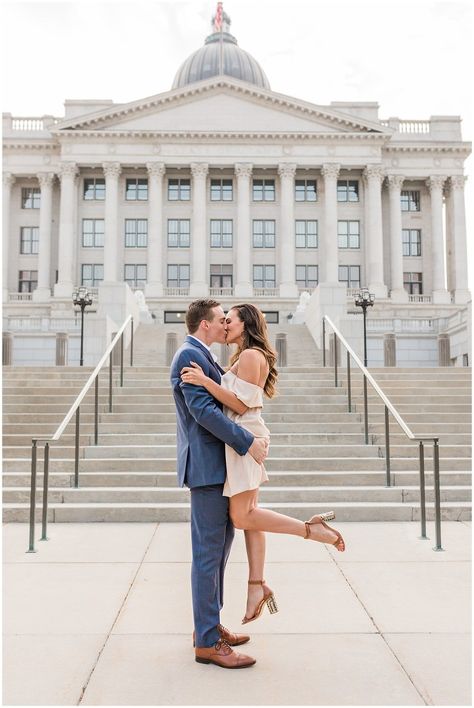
[2,323,471,522]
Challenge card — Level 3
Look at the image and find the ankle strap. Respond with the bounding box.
[248,579,265,585]
[304,522,311,539]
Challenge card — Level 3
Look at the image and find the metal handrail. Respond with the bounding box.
[322,315,443,551]
[27,316,135,553]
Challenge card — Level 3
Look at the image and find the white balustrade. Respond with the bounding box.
[253,288,279,297]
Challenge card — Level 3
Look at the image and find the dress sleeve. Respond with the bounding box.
[231,376,264,408]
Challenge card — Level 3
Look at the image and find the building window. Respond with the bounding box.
[82,219,104,248]
[18,270,38,292]
[252,179,275,201]
[401,190,420,211]
[20,227,39,254]
[337,180,359,202]
[296,265,318,289]
[338,221,360,249]
[295,179,317,202]
[21,187,40,209]
[253,220,275,248]
[167,264,190,288]
[404,272,423,295]
[402,229,422,256]
[261,311,279,323]
[168,219,190,248]
[210,220,233,248]
[164,311,186,323]
[210,264,233,288]
[253,265,276,288]
[338,265,361,289]
[81,264,104,287]
[125,219,148,248]
[295,220,318,248]
[83,178,105,201]
[124,264,147,288]
[168,178,190,201]
[125,178,148,201]
[210,179,233,201]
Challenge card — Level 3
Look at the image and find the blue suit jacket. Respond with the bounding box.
[170,336,254,488]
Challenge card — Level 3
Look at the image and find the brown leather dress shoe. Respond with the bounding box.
[192,625,250,647]
[195,639,256,669]
[218,623,250,646]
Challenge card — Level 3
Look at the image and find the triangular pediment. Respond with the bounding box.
[54,78,387,136]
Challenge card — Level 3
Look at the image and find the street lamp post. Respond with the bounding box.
[354,288,375,367]
[73,287,93,366]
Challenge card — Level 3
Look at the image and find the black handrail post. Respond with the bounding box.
[40,442,50,541]
[346,351,352,413]
[322,318,326,367]
[433,439,443,551]
[130,317,134,367]
[109,351,113,413]
[27,440,38,553]
[418,441,428,539]
[120,332,124,387]
[94,375,99,445]
[334,333,338,387]
[74,408,80,488]
[384,405,391,487]
[363,376,369,445]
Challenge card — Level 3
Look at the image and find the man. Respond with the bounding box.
[170,299,268,669]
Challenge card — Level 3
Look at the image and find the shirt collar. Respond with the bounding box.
[188,334,219,362]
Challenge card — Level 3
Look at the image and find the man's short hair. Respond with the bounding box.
[186,299,221,334]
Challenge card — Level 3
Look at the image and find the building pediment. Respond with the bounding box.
[53,78,388,137]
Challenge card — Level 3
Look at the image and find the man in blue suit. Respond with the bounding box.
[170,299,268,669]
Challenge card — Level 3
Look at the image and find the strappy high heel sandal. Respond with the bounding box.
[242,580,279,625]
[304,511,345,552]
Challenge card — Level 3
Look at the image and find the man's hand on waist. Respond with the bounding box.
[248,437,269,465]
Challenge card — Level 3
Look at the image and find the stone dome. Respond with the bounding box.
[172,8,270,91]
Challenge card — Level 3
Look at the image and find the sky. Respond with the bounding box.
[2,0,473,280]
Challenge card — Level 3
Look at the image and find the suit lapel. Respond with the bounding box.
[185,336,222,376]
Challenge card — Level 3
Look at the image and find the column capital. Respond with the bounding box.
[363,164,384,183]
[321,163,340,179]
[449,175,467,191]
[3,172,16,188]
[235,163,253,178]
[146,161,166,179]
[59,162,78,180]
[37,172,56,189]
[386,174,405,190]
[190,162,209,179]
[278,163,297,179]
[102,162,122,179]
[426,175,446,192]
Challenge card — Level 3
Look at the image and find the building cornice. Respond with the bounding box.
[385,142,471,155]
[49,130,391,142]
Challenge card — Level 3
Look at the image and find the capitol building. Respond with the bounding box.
[2,6,471,366]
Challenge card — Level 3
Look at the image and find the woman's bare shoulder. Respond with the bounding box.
[239,348,267,364]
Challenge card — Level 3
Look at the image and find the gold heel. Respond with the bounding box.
[242,580,278,624]
[304,511,345,552]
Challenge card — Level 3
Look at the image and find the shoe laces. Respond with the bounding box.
[215,638,232,654]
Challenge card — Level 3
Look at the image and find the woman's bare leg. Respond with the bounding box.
[229,489,340,545]
[244,527,267,619]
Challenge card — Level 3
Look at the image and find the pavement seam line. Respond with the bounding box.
[327,550,431,706]
[76,522,160,706]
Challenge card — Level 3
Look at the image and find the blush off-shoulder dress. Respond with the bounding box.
[221,368,270,497]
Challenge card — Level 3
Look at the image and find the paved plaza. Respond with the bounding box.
[2,520,471,706]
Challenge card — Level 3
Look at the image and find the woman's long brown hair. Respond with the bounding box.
[228,304,278,398]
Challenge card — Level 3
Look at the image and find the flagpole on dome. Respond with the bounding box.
[214,1,224,76]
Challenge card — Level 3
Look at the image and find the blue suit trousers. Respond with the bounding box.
[190,484,235,647]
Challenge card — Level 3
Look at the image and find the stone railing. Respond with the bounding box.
[408,295,432,303]
[8,293,33,302]
[367,318,437,333]
[380,118,431,133]
[209,287,234,297]
[5,115,60,131]
[253,288,279,297]
[163,287,190,297]
[3,317,80,332]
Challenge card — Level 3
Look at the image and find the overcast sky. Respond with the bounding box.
[2,0,473,277]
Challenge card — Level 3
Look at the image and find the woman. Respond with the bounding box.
[180,303,345,625]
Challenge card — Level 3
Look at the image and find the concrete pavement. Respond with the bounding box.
[2,521,471,706]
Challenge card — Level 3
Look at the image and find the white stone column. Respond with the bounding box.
[54,162,78,297]
[320,163,340,284]
[450,175,470,304]
[145,162,165,297]
[386,174,408,302]
[33,172,55,301]
[426,175,450,303]
[189,163,209,296]
[278,163,298,297]
[234,163,253,297]
[103,162,121,284]
[363,165,387,298]
[2,173,15,301]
